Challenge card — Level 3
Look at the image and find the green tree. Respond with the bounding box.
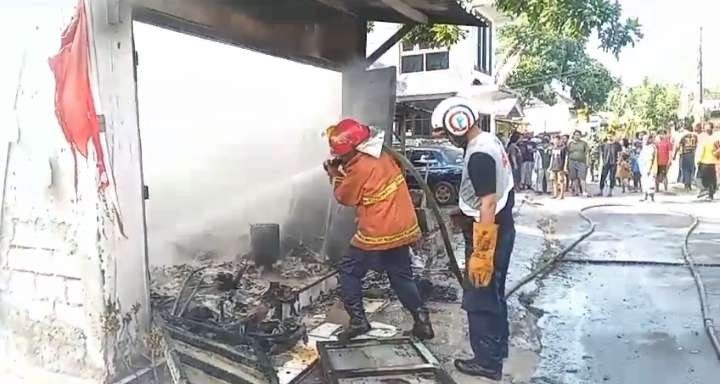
[503,31,620,110]
[496,0,642,58]
[607,79,680,134]
[405,0,642,55]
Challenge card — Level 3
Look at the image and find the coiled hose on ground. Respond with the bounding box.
[681,214,720,359]
[502,203,719,361]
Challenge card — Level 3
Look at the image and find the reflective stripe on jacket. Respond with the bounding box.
[333,151,420,251]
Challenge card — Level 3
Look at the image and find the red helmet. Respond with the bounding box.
[327,118,370,156]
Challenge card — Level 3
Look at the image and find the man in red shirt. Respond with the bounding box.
[655,129,673,192]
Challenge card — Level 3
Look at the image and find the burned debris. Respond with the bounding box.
[363,270,459,303]
[148,228,336,384]
[142,191,452,384]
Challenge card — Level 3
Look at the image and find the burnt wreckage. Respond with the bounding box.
[150,221,337,381]
[127,1,485,382]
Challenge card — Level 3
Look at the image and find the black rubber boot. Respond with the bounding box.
[454,359,502,381]
[337,303,371,343]
[411,307,435,340]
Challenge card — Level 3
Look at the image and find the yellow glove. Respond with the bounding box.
[467,222,498,288]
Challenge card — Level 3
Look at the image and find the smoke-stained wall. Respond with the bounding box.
[134,23,341,265]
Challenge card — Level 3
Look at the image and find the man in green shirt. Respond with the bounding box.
[566,130,590,197]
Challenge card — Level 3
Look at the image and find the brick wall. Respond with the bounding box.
[0,2,105,380]
[0,150,102,379]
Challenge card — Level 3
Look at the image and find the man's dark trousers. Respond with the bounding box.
[339,245,423,313]
[599,163,617,191]
[680,152,695,189]
[462,218,516,370]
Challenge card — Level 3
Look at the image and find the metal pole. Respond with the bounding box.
[699,27,704,122]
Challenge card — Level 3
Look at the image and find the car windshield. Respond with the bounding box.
[442,148,464,165]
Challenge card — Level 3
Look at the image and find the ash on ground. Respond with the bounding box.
[150,242,331,324]
[363,270,459,303]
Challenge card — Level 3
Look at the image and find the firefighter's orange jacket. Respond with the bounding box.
[332,151,420,251]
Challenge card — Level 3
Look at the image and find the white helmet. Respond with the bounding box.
[431,96,480,136]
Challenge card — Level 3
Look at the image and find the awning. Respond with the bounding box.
[133,0,487,70]
[462,85,524,118]
[328,0,489,25]
[396,87,524,118]
[489,98,523,118]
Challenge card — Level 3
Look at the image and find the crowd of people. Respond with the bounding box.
[502,123,720,201]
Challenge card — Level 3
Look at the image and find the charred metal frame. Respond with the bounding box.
[316,338,457,383]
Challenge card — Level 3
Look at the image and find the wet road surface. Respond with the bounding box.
[531,207,719,384]
[297,196,720,384]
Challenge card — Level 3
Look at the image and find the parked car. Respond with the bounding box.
[404,145,463,205]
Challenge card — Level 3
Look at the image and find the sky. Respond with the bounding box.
[587,0,720,88]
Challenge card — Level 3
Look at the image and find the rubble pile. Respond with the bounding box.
[277,241,329,280]
[150,242,331,322]
[147,242,334,383]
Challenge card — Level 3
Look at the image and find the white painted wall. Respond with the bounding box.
[367,23,495,99]
[134,23,342,266]
[0,1,107,381]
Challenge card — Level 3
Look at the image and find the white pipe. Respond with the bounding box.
[0,142,10,233]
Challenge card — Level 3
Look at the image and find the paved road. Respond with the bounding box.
[530,206,720,384]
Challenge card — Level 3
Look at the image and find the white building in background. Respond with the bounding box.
[523,98,573,135]
[514,77,578,135]
[367,3,522,137]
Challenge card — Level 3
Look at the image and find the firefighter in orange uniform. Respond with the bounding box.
[324,118,434,341]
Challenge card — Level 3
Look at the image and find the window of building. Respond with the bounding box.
[477,24,492,75]
[401,55,424,73]
[403,113,431,137]
[426,52,450,71]
[400,42,450,73]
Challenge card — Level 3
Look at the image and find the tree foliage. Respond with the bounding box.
[406,0,642,55]
[496,0,642,58]
[503,24,620,111]
[607,79,680,133]
[503,26,620,110]
[496,0,643,111]
[403,24,469,48]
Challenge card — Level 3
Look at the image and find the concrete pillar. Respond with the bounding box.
[85,0,150,375]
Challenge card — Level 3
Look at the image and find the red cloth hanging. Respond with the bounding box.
[49,0,108,190]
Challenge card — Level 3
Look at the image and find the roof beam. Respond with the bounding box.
[380,0,429,24]
[313,0,357,16]
[366,24,414,67]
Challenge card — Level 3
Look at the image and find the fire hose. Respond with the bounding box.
[383,144,464,285]
[680,214,720,360]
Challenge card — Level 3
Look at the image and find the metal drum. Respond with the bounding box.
[250,223,280,268]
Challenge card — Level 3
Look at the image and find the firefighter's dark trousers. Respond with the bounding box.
[339,245,423,313]
[462,219,516,370]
